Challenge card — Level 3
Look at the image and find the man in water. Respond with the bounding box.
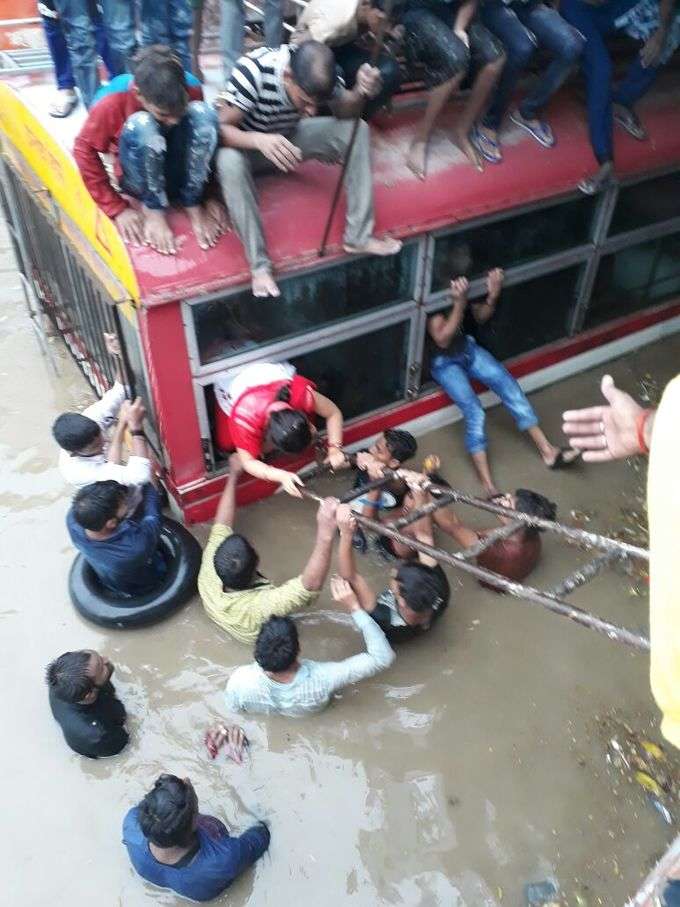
[198,453,340,644]
[46,649,128,757]
[123,774,270,900]
[67,479,167,596]
[224,572,395,716]
[52,333,151,511]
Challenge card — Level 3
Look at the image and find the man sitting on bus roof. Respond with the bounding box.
[67,479,167,596]
[52,333,151,513]
[215,40,402,299]
[74,45,227,255]
[198,453,339,645]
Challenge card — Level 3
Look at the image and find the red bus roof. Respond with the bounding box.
[130,75,680,306]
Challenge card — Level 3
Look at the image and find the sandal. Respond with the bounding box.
[547,448,582,470]
[578,163,615,195]
[509,110,555,148]
[470,125,503,164]
[48,90,78,118]
[613,105,647,141]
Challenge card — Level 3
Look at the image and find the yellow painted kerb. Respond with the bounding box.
[0,82,140,305]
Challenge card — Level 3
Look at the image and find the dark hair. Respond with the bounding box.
[514,488,557,537]
[395,563,450,615]
[383,429,418,464]
[289,41,337,102]
[72,480,127,531]
[254,616,300,672]
[46,650,94,702]
[52,413,101,453]
[214,533,259,590]
[138,775,196,848]
[132,45,188,116]
[267,386,313,453]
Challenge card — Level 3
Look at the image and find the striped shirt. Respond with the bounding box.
[218,45,343,134]
[224,610,395,717]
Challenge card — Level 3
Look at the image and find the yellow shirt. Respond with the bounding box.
[292,0,360,47]
[649,374,680,748]
[198,524,318,645]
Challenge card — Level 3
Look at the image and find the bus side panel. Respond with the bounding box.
[138,302,206,491]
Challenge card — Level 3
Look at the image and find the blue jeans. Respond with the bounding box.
[140,0,193,74]
[430,336,538,454]
[119,102,218,210]
[560,0,660,163]
[42,6,114,90]
[481,0,584,130]
[221,0,282,80]
[53,0,135,106]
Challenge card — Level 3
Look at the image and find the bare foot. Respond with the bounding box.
[186,205,221,250]
[252,268,280,298]
[344,236,403,257]
[204,198,229,236]
[406,140,427,180]
[142,208,176,255]
[453,128,484,171]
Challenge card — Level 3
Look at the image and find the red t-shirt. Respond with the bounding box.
[230,375,317,458]
[477,530,541,589]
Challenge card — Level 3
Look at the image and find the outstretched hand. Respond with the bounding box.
[204,724,249,763]
[330,574,360,612]
[562,374,648,462]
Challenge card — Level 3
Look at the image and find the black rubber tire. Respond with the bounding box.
[68,519,203,629]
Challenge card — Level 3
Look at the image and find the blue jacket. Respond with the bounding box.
[122,808,270,902]
[67,485,166,595]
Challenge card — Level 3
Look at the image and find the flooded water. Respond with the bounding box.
[2,219,680,905]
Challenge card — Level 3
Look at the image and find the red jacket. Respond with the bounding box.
[73,82,204,219]
[230,376,317,458]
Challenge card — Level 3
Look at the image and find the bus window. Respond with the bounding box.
[609,170,680,236]
[585,232,680,329]
[430,197,596,293]
[190,245,418,367]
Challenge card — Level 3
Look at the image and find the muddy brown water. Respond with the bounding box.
[2,233,680,904]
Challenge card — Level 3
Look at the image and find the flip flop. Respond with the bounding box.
[578,169,615,196]
[470,125,503,164]
[48,91,78,118]
[613,105,647,141]
[548,448,582,470]
[509,110,555,148]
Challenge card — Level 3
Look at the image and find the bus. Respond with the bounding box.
[1,57,679,523]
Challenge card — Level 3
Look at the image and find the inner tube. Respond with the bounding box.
[68,519,203,629]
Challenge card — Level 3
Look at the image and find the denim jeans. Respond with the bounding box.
[42,5,114,90]
[430,335,538,454]
[53,0,135,106]
[119,102,218,210]
[481,0,584,130]
[140,0,194,74]
[332,43,402,118]
[221,0,282,80]
[560,0,660,163]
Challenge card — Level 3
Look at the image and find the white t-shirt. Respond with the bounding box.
[214,362,296,417]
[58,382,151,507]
[293,0,361,46]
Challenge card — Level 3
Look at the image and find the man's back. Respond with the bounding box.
[477,529,541,585]
[225,610,395,716]
[123,808,270,902]
[198,524,318,644]
[49,683,128,758]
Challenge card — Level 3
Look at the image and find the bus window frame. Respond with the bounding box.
[180,237,426,379]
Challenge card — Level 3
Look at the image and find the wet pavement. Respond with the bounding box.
[2,216,680,906]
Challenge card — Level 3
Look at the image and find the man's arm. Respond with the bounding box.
[352,452,385,521]
[221,822,271,879]
[453,0,477,42]
[214,453,243,527]
[300,498,338,591]
[130,484,164,559]
[237,448,305,498]
[82,380,127,429]
[336,505,377,611]
[470,267,503,326]
[641,0,673,67]
[217,102,302,171]
[329,64,382,119]
[322,578,395,693]
[427,278,469,348]
[407,484,438,568]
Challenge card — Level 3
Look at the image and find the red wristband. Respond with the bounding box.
[636,409,652,455]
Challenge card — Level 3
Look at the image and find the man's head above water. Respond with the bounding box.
[72,480,128,534]
[213,533,260,590]
[46,649,114,704]
[254,616,300,674]
[369,429,418,469]
[52,411,104,456]
[138,775,199,848]
[284,41,338,118]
